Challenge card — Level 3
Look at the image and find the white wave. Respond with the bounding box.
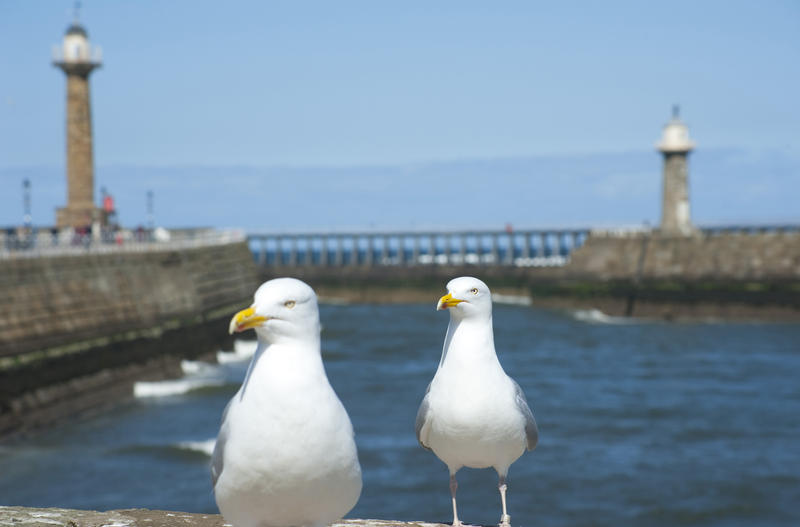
[572,309,638,325]
[217,339,258,364]
[216,351,239,364]
[133,377,225,398]
[136,340,256,399]
[234,339,258,355]
[493,293,532,306]
[177,438,216,457]
[181,359,220,376]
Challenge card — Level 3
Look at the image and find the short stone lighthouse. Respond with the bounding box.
[53,13,103,228]
[656,106,695,235]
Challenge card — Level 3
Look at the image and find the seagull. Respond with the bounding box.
[212,278,362,527]
[415,276,538,527]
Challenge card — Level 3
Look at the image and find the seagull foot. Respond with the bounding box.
[499,514,512,527]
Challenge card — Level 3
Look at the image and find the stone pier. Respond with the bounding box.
[0,239,259,438]
[0,507,443,527]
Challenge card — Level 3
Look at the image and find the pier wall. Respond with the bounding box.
[568,231,800,280]
[0,241,259,436]
[535,231,800,320]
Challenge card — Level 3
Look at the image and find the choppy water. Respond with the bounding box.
[1,303,799,527]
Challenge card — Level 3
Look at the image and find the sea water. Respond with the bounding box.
[1,303,799,527]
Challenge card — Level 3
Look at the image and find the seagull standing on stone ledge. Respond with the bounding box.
[416,276,538,527]
[212,278,362,527]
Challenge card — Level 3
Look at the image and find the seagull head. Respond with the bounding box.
[228,278,320,343]
[436,276,492,320]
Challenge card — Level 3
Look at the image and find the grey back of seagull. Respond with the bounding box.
[414,382,433,451]
[211,398,232,487]
[513,380,539,450]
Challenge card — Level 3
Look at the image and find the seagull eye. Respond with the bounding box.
[470,288,479,295]
[284,300,296,309]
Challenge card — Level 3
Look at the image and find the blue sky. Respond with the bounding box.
[0,1,798,229]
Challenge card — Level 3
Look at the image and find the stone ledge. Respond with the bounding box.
[0,507,445,527]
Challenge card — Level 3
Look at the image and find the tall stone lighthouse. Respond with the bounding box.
[656,106,695,235]
[53,15,103,228]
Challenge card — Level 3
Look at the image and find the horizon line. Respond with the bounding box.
[1,145,794,172]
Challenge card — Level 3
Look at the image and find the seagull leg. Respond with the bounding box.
[450,473,462,527]
[498,474,511,527]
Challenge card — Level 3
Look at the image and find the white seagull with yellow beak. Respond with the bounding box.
[416,276,538,527]
[212,278,362,527]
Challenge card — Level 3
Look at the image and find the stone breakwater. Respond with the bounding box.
[0,241,259,437]
[0,507,443,527]
[568,231,800,280]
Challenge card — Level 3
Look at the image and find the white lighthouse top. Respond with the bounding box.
[53,3,102,66]
[63,23,91,62]
[657,105,695,154]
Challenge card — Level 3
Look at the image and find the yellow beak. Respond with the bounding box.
[228,306,268,334]
[437,293,464,311]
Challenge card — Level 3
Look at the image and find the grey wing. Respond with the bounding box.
[211,398,233,488]
[414,382,433,451]
[512,379,539,451]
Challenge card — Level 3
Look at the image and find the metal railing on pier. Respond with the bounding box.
[699,224,800,236]
[247,229,592,268]
[589,223,800,238]
[0,228,246,260]
[5,223,796,265]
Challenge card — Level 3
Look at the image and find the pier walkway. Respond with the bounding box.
[248,228,591,268]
